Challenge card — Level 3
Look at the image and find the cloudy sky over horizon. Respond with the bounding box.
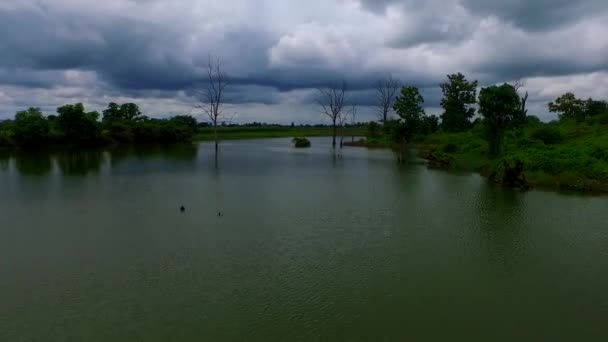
[1,0,607,123]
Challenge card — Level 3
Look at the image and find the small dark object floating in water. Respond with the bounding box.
[218,211,223,217]
[180,206,185,212]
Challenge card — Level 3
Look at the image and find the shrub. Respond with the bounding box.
[586,113,608,125]
[102,121,134,143]
[590,145,608,161]
[531,125,563,144]
[525,115,542,126]
[292,137,311,148]
[442,143,458,153]
[367,122,381,139]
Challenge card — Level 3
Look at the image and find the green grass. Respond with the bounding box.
[196,126,366,141]
[420,119,608,193]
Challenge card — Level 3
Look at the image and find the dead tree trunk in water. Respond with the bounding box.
[351,105,357,143]
[317,81,347,148]
[338,106,351,149]
[196,55,228,161]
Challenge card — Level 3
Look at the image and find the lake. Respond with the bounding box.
[1,137,607,341]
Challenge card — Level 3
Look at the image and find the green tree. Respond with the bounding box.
[421,114,440,135]
[102,102,121,122]
[548,93,586,122]
[584,98,607,117]
[102,102,143,122]
[13,107,49,146]
[440,73,478,132]
[56,103,101,144]
[0,120,14,147]
[478,84,520,156]
[393,86,425,142]
[119,103,143,121]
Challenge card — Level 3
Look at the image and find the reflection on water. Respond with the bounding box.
[14,152,53,176]
[55,150,105,176]
[0,149,10,171]
[110,144,199,166]
[2,144,199,177]
[476,183,527,275]
[1,138,607,341]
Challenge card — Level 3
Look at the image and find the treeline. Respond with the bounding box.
[371,72,608,158]
[377,72,608,191]
[0,103,198,148]
[198,121,368,128]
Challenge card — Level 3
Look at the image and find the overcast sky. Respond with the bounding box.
[1,0,607,123]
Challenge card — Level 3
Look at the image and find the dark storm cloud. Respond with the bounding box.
[0,7,200,89]
[0,4,381,99]
[460,0,608,31]
[0,69,64,88]
[475,53,608,83]
[360,0,608,31]
[0,0,607,121]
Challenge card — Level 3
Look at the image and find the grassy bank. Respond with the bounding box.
[419,118,608,192]
[196,126,366,141]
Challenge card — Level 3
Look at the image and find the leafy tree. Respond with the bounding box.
[119,103,143,121]
[393,86,425,142]
[440,73,478,132]
[56,103,101,144]
[548,93,586,122]
[13,107,49,146]
[584,99,607,117]
[102,102,121,122]
[102,102,143,122]
[421,115,440,135]
[478,84,520,156]
[0,120,14,147]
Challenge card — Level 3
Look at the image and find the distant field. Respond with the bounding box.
[196,126,366,141]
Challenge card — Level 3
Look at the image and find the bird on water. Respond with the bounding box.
[180,206,185,212]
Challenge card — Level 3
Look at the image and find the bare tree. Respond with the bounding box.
[338,106,352,149]
[317,81,347,148]
[375,75,400,124]
[196,56,228,155]
[350,104,357,143]
[512,79,529,125]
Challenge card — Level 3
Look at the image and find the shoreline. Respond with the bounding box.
[343,138,608,195]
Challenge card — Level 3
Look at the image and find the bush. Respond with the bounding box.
[590,145,608,161]
[586,113,608,125]
[531,125,563,144]
[292,137,311,148]
[102,121,134,143]
[13,108,50,146]
[367,122,381,139]
[442,143,458,153]
[525,115,542,126]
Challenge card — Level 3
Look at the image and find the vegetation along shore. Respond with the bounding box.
[1,71,607,194]
[350,73,608,193]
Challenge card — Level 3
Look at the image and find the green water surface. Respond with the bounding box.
[1,138,607,341]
